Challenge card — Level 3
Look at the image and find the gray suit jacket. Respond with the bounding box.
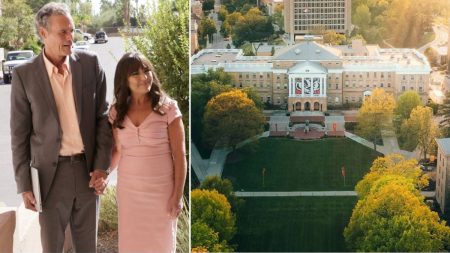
[10,50,112,203]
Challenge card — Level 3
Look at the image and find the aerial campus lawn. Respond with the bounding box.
[232,197,357,252]
[223,137,382,191]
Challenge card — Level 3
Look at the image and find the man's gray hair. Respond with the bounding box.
[35,2,72,37]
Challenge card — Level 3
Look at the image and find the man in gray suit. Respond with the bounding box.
[10,2,112,252]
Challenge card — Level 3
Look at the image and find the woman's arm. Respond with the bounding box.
[167,117,187,218]
[109,127,121,172]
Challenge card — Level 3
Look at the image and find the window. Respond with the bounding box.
[239,74,242,78]
[336,84,339,89]
[402,86,405,91]
[388,83,391,87]
[380,83,384,87]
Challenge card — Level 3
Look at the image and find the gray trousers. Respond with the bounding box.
[39,158,98,253]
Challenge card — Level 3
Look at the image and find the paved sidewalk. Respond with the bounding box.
[235,191,357,197]
[235,191,435,198]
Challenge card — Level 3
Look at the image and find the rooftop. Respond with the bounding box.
[436,138,450,156]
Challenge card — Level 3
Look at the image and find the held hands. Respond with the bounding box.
[167,195,183,219]
[89,169,108,195]
[22,191,37,212]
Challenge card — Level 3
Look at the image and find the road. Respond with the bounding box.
[418,24,449,53]
[0,36,125,206]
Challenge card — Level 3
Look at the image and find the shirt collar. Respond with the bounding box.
[43,48,71,77]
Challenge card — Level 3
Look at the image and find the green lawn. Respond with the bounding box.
[233,197,357,252]
[223,138,382,191]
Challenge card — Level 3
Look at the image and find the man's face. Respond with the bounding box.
[39,14,74,60]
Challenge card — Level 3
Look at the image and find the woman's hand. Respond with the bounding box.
[167,195,183,219]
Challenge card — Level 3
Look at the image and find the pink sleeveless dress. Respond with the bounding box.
[109,98,181,253]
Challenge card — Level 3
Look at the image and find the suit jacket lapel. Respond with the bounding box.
[35,54,60,125]
[70,53,83,124]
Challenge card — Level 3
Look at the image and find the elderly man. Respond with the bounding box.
[10,2,112,252]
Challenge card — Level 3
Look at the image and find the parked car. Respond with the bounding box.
[94,31,108,44]
[73,40,90,50]
[74,29,93,41]
[2,50,35,84]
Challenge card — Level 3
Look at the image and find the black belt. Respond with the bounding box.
[58,153,85,162]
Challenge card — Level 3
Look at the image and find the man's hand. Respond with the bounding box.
[89,169,108,195]
[22,191,37,212]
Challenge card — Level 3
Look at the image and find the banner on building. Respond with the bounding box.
[304,78,311,95]
[295,78,302,94]
[313,78,320,94]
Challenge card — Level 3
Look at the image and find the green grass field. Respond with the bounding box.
[232,197,357,252]
[223,138,382,191]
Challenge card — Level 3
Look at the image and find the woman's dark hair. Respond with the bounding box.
[112,52,165,129]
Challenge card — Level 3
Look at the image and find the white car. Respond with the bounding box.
[2,50,35,84]
[73,41,90,51]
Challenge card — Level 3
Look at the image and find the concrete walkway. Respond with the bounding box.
[235,191,357,197]
[235,191,435,198]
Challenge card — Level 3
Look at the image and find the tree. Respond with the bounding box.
[353,4,371,31]
[356,88,396,150]
[131,0,189,125]
[198,17,217,44]
[345,176,450,252]
[0,0,35,50]
[355,154,429,200]
[203,89,265,150]
[218,6,229,22]
[439,92,450,137]
[232,7,274,48]
[200,176,243,212]
[191,221,234,252]
[395,91,423,122]
[424,47,438,67]
[323,30,347,45]
[191,189,236,242]
[202,0,215,13]
[401,106,439,160]
[220,20,232,38]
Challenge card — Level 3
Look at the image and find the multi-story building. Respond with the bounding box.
[436,138,450,213]
[191,38,431,111]
[284,0,351,42]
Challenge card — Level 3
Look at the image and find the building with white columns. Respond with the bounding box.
[191,38,431,112]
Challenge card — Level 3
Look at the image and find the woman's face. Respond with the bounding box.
[127,67,153,96]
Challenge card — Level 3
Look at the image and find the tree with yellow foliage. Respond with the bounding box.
[401,106,439,160]
[356,88,396,150]
[355,154,429,200]
[345,175,450,251]
[203,89,265,150]
[191,189,236,251]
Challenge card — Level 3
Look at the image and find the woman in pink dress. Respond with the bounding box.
[107,53,187,253]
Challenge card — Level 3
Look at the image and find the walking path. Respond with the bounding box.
[235,191,357,197]
[235,191,435,198]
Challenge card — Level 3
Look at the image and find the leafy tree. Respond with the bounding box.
[200,176,243,212]
[202,0,215,13]
[439,92,450,137]
[191,221,234,252]
[356,88,396,150]
[25,0,51,13]
[345,175,450,252]
[240,41,255,56]
[353,4,371,30]
[401,106,439,160]
[0,0,35,49]
[191,189,236,242]
[71,1,93,31]
[395,91,423,122]
[131,0,189,124]
[424,47,438,67]
[203,89,265,150]
[218,6,229,22]
[220,20,232,38]
[232,7,274,48]
[198,17,217,44]
[355,154,429,200]
[323,30,347,45]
